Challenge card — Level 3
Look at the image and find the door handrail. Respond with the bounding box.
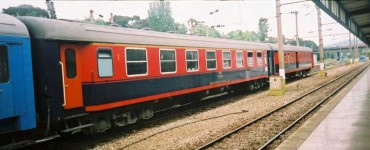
[59,61,66,107]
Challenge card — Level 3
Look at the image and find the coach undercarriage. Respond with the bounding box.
[58,78,270,135]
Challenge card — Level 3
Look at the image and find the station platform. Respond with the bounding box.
[276,66,370,150]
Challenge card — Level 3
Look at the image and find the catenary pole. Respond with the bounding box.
[316,6,325,76]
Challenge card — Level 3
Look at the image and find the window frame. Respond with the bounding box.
[257,51,263,66]
[206,50,217,70]
[97,48,114,78]
[236,51,244,68]
[305,53,308,61]
[0,45,9,83]
[159,49,177,74]
[125,47,148,77]
[222,51,232,69]
[185,49,199,72]
[65,48,77,79]
[301,53,304,61]
[284,53,288,63]
[247,51,254,67]
[306,53,309,61]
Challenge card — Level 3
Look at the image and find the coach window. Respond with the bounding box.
[97,49,113,77]
[206,50,217,70]
[307,53,309,61]
[306,53,309,61]
[0,46,9,83]
[284,53,288,63]
[236,51,243,68]
[126,48,147,76]
[186,50,199,71]
[160,49,176,73]
[247,52,254,67]
[301,53,304,61]
[65,49,77,78]
[223,51,231,69]
[257,52,262,66]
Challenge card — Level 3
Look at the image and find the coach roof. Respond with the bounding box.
[268,44,312,52]
[19,16,271,50]
[18,16,311,52]
[0,14,29,37]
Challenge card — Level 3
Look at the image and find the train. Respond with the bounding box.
[0,13,313,148]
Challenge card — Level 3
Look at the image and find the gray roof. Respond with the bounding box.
[267,44,312,52]
[324,39,366,49]
[0,14,29,37]
[18,16,311,52]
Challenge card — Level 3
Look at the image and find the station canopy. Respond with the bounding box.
[312,0,370,46]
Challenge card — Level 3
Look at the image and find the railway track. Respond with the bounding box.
[127,63,340,128]
[197,63,369,150]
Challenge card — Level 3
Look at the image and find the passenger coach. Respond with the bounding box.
[268,44,313,77]
[0,14,36,134]
[7,16,312,134]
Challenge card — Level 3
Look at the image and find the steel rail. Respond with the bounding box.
[258,64,369,150]
[196,63,367,150]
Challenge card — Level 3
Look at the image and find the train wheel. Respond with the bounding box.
[248,83,254,91]
[255,82,260,90]
[260,81,266,88]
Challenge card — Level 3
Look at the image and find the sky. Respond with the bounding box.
[0,0,354,46]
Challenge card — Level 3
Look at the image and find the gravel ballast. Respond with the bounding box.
[90,63,361,150]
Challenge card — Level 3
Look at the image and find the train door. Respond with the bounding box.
[296,52,299,68]
[266,51,270,75]
[267,50,274,76]
[60,44,83,109]
[0,43,14,119]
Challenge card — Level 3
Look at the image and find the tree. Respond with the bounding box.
[113,15,150,29]
[95,19,109,26]
[132,18,150,29]
[130,15,149,29]
[285,38,319,50]
[302,40,319,50]
[173,23,188,34]
[82,17,109,26]
[193,24,221,38]
[266,37,277,44]
[258,18,269,42]
[2,4,49,18]
[227,30,259,42]
[114,15,132,27]
[148,1,176,32]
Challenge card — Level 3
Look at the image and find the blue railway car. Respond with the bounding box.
[0,14,36,133]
